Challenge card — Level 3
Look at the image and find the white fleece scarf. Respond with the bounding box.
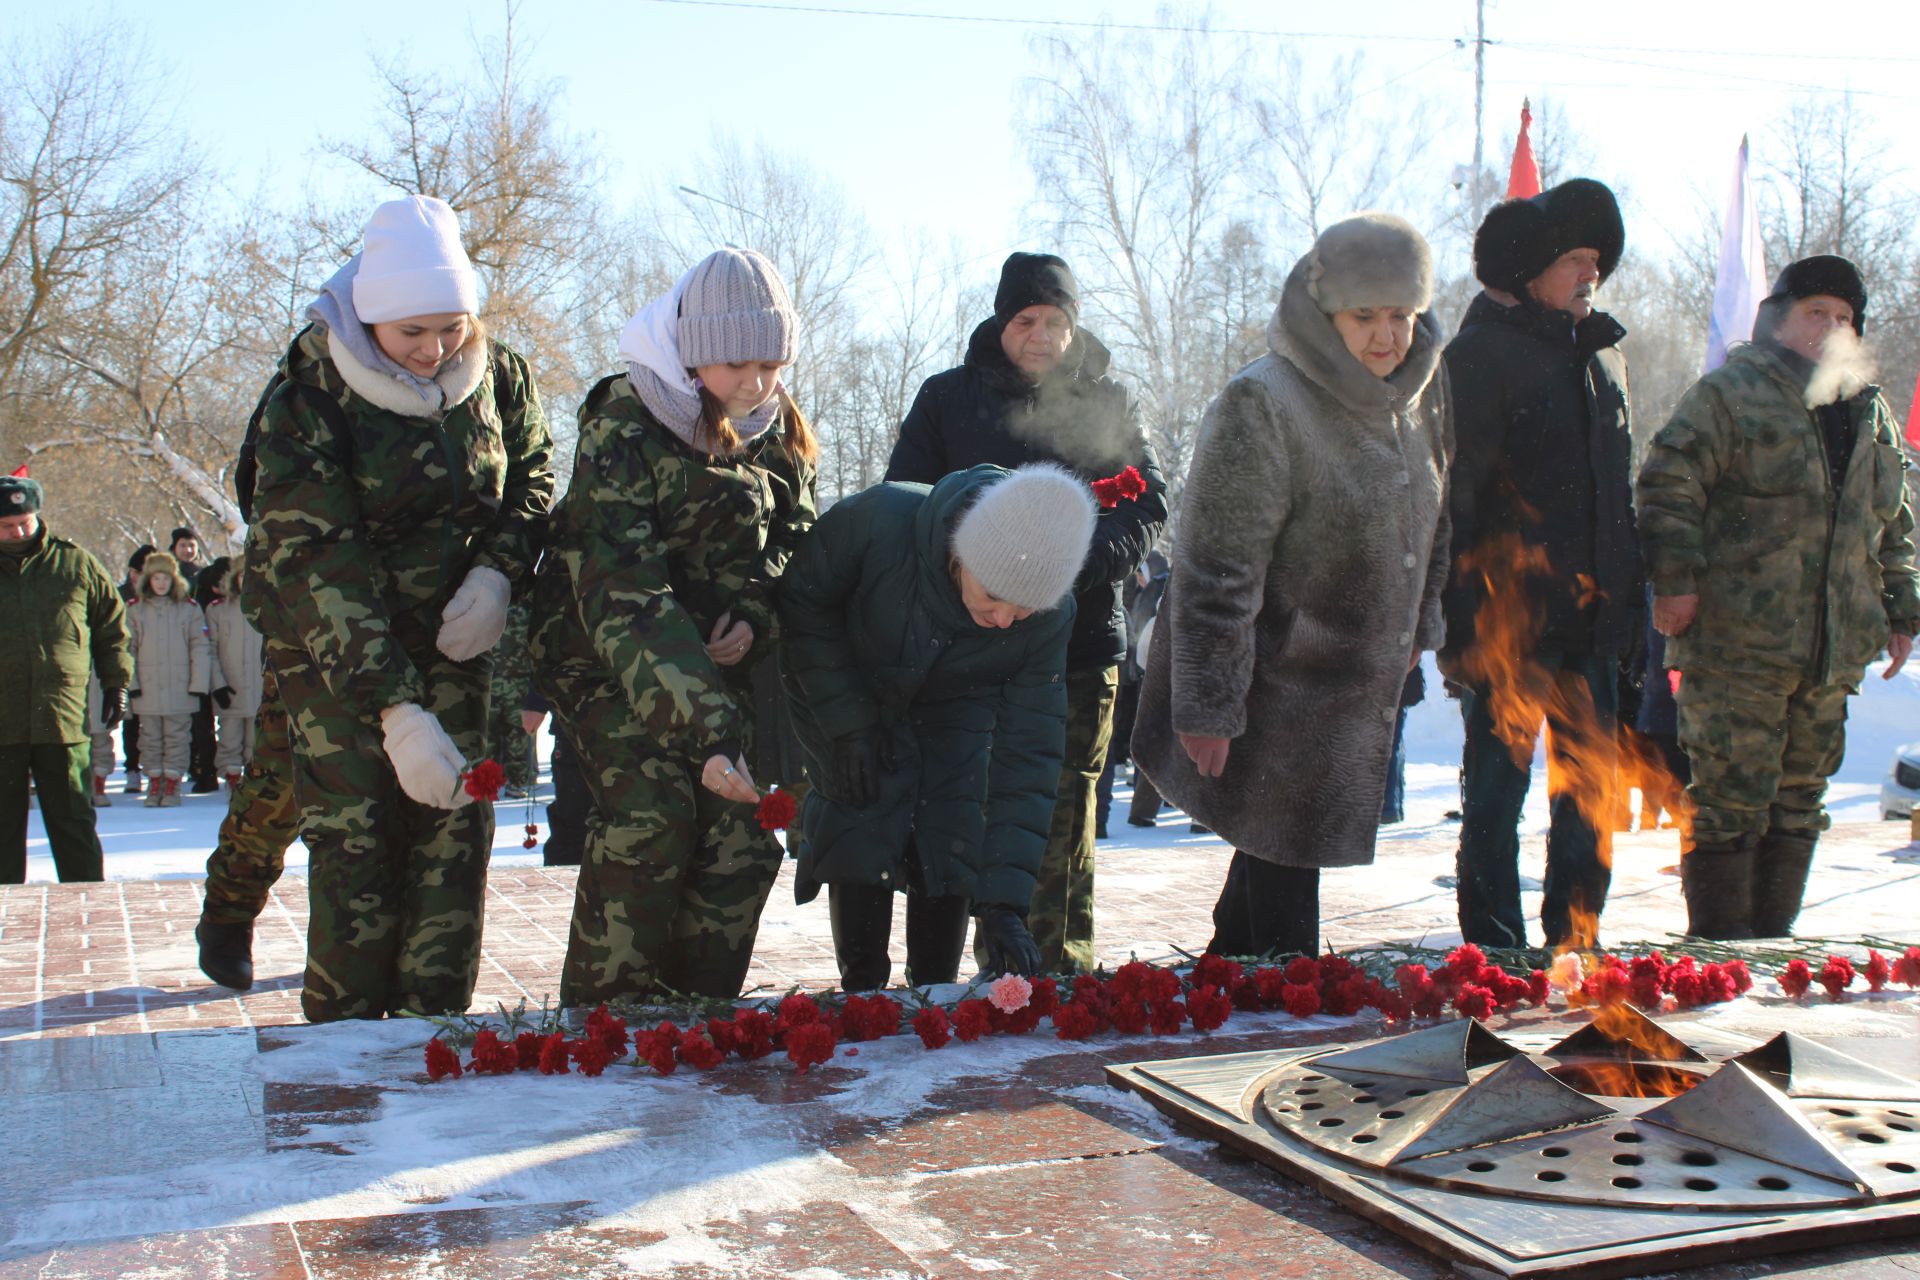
[307,257,486,419]
[617,265,780,452]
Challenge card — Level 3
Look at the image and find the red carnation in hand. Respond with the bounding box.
[678,1027,726,1071]
[755,786,799,831]
[1280,982,1321,1019]
[1779,958,1813,999]
[785,1021,838,1073]
[910,1006,952,1049]
[425,1036,463,1081]
[1818,955,1857,1001]
[1114,465,1147,500]
[1091,476,1123,508]
[462,758,506,803]
[1187,984,1232,1033]
[1866,950,1893,993]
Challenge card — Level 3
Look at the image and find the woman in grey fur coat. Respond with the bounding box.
[1132,212,1453,958]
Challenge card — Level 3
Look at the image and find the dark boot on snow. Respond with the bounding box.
[1751,829,1818,937]
[1679,836,1756,941]
[196,916,255,991]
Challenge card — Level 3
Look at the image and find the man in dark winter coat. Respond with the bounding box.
[886,252,1169,973]
[1,475,133,883]
[1638,255,1918,939]
[1441,178,1643,953]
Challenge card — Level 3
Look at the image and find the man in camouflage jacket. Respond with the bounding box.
[1638,255,1919,939]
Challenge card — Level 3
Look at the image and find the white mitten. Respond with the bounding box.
[381,703,472,809]
[435,566,511,662]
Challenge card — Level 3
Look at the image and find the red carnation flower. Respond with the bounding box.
[755,787,799,831]
[425,1036,463,1081]
[469,1028,517,1075]
[1527,969,1551,1007]
[1280,982,1321,1019]
[1091,476,1123,508]
[910,1006,952,1049]
[1445,943,1489,980]
[1187,984,1232,1033]
[1723,958,1754,994]
[728,1010,777,1060]
[1580,958,1633,1007]
[1147,998,1187,1036]
[1780,959,1813,999]
[1143,966,1183,1005]
[1819,955,1856,1001]
[1866,950,1893,993]
[1669,971,1706,1009]
[1253,967,1290,1009]
[785,1021,837,1073]
[568,1035,615,1077]
[1108,960,1154,1001]
[538,1032,570,1075]
[1895,947,1920,988]
[775,993,824,1035]
[1283,956,1322,988]
[1108,997,1151,1035]
[514,1031,544,1070]
[1192,954,1242,993]
[1052,1000,1102,1041]
[1322,977,1369,1017]
[1028,976,1061,1017]
[1115,465,1147,500]
[1699,963,1737,1005]
[678,1028,726,1071]
[584,1004,629,1058]
[634,1021,681,1075]
[952,998,994,1042]
[842,993,904,1042]
[1454,984,1496,1021]
[462,758,506,803]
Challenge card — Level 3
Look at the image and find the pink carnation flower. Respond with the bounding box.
[987,974,1033,1014]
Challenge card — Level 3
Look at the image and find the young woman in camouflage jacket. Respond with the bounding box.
[531,249,818,1007]
[243,196,555,1023]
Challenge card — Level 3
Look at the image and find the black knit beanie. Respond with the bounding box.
[994,252,1080,326]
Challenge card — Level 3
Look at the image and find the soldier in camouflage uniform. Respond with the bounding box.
[1638,255,1919,939]
[195,663,298,990]
[485,601,536,793]
[531,249,816,1008]
[243,196,554,1022]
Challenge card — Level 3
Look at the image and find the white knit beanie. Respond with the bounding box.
[351,195,480,324]
[951,464,1099,612]
[677,249,799,367]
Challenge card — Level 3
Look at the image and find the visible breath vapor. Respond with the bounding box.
[1805,327,1877,408]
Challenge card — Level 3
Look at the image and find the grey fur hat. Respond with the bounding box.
[677,248,799,367]
[951,464,1098,612]
[1304,212,1434,315]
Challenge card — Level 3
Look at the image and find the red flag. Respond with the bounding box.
[1908,367,1920,454]
[1506,99,1542,200]
[8,464,26,478]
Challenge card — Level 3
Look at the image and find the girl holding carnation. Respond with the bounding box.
[531,248,818,1007]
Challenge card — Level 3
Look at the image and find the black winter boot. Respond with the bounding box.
[1679,836,1756,941]
[828,884,896,990]
[196,917,255,991]
[903,892,971,986]
[1752,830,1818,937]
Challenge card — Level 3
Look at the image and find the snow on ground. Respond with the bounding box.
[21,657,1919,883]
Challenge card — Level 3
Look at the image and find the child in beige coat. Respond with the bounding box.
[128,551,212,806]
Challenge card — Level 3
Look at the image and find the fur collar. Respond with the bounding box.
[326,327,488,419]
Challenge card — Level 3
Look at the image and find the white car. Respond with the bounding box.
[1883,741,1920,820]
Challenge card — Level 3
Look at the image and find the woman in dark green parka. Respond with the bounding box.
[779,463,1097,989]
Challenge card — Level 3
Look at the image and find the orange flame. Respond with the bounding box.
[1553,1003,1700,1098]
[1453,534,1690,953]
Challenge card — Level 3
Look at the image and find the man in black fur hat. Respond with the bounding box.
[1440,178,1643,953]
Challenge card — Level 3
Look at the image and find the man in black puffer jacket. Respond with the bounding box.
[1440,179,1643,954]
[886,252,1169,974]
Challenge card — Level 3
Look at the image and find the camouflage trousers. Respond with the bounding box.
[548,672,782,1008]
[1677,666,1851,845]
[976,664,1117,975]
[486,673,536,790]
[269,638,493,1023]
[201,668,300,926]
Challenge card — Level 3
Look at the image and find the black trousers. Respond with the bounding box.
[189,699,218,787]
[1455,653,1617,950]
[1,743,104,883]
[828,838,971,989]
[1207,852,1319,959]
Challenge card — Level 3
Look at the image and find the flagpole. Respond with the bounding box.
[1705,135,1769,373]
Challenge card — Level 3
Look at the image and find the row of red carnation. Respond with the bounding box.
[421,944,1920,1082]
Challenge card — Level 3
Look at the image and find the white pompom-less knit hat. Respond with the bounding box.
[351,195,480,324]
[951,464,1099,612]
[677,248,799,367]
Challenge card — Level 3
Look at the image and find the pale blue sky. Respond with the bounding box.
[9,0,1920,280]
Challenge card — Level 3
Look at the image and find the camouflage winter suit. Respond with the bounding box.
[201,664,298,924]
[531,374,815,1007]
[485,601,536,790]
[1637,341,1920,844]
[243,325,553,1022]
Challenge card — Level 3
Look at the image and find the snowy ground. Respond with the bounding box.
[22,656,1919,884]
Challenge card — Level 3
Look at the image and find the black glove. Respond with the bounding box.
[101,688,129,730]
[128,688,142,703]
[212,686,234,709]
[830,729,883,809]
[196,693,211,714]
[978,906,1043,977]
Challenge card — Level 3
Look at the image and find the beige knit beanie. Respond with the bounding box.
[677,248,799,367]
